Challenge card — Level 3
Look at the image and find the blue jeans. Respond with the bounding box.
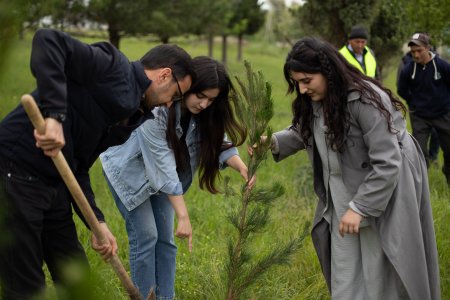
[107,178,177,299]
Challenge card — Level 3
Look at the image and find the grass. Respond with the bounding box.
[0,31,449,299]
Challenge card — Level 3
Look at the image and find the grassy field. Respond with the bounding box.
[0,32,449,299]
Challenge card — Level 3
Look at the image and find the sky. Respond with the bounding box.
[260,0,304,10]
[284,0,303,6]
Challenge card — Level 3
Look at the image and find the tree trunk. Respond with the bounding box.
[161,36,170,44]
[222,34,227,65]
[207,34,214,57]
[327,10,346,47]
[108,23,120,49]
[237,34,243,61]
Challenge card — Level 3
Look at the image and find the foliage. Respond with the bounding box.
[50,0,87,30]
[142,0,187,44]
[403,0,450,45]
[184,0,233,57]
[369,0,410,77]
[264,0,303,46]
[176,0,230,36]
[15,0,61,34]
[145,10,179,44]
[227,0,266,60]
[0,1,21,70]
[5,0,88,35]
[288,0,449,76]
[228,0,265,37]
[233,61,274,163]
[291,0,380,46]
[225,61,309,299]
[88,0,158,48]
[34,260,108,300]
[289,0,415,78]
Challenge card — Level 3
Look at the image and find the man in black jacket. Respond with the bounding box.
[397,32,450,184]
[397,50,441,165]
[0,29,194,299]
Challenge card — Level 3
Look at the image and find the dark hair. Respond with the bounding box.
[167,56,246,193]
[283,37,406,152]
[140,44,195,81]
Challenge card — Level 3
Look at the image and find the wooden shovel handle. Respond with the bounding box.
[21,94,142,300]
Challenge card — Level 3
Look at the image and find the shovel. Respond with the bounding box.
[21,94,156,300]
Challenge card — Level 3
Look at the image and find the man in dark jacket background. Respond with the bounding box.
[397,32,450,184]
[396,49,441,165]
[0,29,194,299]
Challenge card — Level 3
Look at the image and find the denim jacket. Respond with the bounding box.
[100,102,238,211]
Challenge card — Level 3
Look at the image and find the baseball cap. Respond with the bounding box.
[408,33,431,47]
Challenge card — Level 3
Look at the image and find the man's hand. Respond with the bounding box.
[91,222,118,261]
[339,208,364,237]
[34,118,65,157]
[175,215,193,253]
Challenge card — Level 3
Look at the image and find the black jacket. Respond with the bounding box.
[0,29,152,223]
[397,52,450,118]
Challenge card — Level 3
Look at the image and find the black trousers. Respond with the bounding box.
[0,158,88,299]
[410,110,450,183]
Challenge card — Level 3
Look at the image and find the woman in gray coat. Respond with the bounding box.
[269,37,440,299]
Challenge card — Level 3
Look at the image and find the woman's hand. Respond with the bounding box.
[226,155,256,189]
[175,215,193,252]
[339,208,364,237]
[239,166,256,190]
[247,136,269,157]
[168,195,193,252]
[91,222,118,261]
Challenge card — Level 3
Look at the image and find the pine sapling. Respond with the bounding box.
[225,61,310,300]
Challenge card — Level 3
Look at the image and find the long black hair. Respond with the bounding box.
[166,56,246,193]
[283,37,406,152]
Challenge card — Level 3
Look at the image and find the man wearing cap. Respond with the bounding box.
[398,32,450,184]
[339,25,379,79]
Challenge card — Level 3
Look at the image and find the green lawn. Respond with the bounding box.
[0,32,448,299]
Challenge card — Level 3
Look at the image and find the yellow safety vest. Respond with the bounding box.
[339,45,377,78]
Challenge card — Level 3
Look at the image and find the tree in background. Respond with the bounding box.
[369,0,410,77]
[0,0,33,68]
[3,0,88,40]
[50,0,87,31]
[88,0,157,48]
[225,61,309,299]
[264,0,302,46]
[404,0,450,45]
[291,0,381,46]
[143,0,186,44]
[184,0,232,57]
[289,0,415,79]
[15,0,61,38]
[228,0,266,61]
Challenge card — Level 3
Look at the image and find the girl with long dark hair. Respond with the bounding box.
[269,37,440,299]
[101,56,253,299]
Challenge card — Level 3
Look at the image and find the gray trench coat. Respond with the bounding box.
[272,85,440,300]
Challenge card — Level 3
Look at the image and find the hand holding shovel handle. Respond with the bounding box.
[21,94,144,300]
